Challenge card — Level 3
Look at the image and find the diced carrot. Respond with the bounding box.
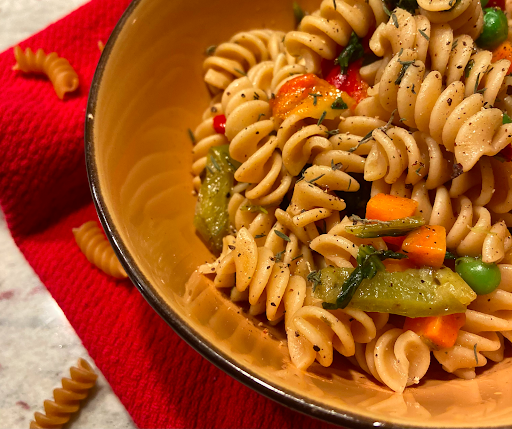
[365,194,418,221]
[404,313,466,349]
[382,258,417,273]
[401,225,446,268]
[492,41,512,74]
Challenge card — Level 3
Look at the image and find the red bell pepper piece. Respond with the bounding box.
[213,114,226,134]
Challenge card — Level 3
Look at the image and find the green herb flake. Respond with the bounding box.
[465,59,474,79]
[335,32,364,74]
[317,110,327,126]
[234,68,247,76]
[253,92,260,100]
[451,39,458,51]
[411,83,416,94]
[293,2,305,26]
[205,45,217,56]
[395,60,414,85]
[307,173,326,184]
[331,97,348,109]
[307,270,322,290]
[292,254,303,261]
[333,0,337,10]
[187,128,196,144]
[397,0,419,14]
[474,343,479,365]
[381,0,391,16]
[309,93,322,106]
[391,13,399,28]
[326,129,340,137]
[275,230,291,242]
[418,28,429,41]
[275,250,285,262]
[210,155,221,172]
[257,113,266,121]
[331,159,343,170]
[254,233,266,239]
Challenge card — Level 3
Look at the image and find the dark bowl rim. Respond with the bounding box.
[84,1,510,428]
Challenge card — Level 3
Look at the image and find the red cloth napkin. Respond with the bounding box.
[0,1,340,428]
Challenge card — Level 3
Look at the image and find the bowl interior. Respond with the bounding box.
[88,0,512,427]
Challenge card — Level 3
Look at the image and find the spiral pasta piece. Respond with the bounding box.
[13,46,79,100]
[364,127,453,188]
[224,77,293,206]
[354,326,431,393]
[209,226,312,320]
[449,156,512,214]
[203,29,286,93]
[310,216,387,268]
[434,265,512,378]
[370,7,484,78]
[419,0,483,39]
[284,0,389,74]
[73,221,127,279]
[30,358,97,429]
[373,49,512,170]
[289,305,389,370]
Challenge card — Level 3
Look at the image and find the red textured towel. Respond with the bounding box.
[0,1,339,428]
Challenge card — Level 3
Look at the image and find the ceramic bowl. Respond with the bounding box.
[85,0,512,427]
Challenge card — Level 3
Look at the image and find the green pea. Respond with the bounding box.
[455,257,501,295]
[477,8,508,50]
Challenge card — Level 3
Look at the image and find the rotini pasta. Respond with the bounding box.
[30,358,97,429]
[284,0,389,74]
[73,221,128,279]
[353,326,431,393]
[371,48,512,170]
[13,46,79,100]
[191,2,512,395]
[203,29,286,93]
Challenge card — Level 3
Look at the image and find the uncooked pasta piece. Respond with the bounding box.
[73,221,127,279]
[13,46,79,100]
[30,358,97,429]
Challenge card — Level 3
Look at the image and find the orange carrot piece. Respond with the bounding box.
[365,194,418,221]
[492,41,512,74]
[401,225,446,268]
[404,313,466,349]
[382,258,417,272]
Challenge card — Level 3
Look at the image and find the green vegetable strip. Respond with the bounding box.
[321,245,406,309]
[193,145,240,254]
[345,216,425,238]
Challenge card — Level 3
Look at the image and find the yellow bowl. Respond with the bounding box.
[86,0,512,427]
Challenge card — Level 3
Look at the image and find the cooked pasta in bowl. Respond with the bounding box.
[87,0,512,426]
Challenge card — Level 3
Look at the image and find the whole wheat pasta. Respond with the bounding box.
[190,2,512,393]
[13,46,79,100]
[30,358,97,429]
[73,221,127,279]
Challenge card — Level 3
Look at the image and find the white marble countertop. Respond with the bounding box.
[0,1,136,428]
